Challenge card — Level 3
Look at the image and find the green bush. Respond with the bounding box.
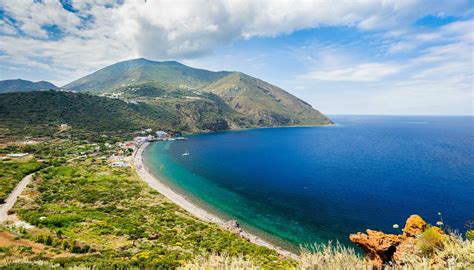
[417,226,446,254]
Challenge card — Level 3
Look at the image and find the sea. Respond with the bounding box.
[143,115,474,252]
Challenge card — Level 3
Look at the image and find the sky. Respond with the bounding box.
[0,0,473,115]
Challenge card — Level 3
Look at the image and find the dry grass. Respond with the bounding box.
[178,255,260,270]
[180,234,473,270]
[299,242,369,270]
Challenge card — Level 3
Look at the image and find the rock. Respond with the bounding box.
[402,215,427,237]
[148,233,161,240]
[225,219,239,229]
[349,230,401,267]
[392,237,417,263]
[224,219,242,233]
[350,215,430,268]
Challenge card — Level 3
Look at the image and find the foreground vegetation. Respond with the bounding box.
[0,156,43,203]
[0,140,293,269]
[181,235,473,269]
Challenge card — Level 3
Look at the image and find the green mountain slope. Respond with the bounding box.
[202,72,332,126]
[100,81,254,130]
[0,79,58,93]
[0,90,248,137]
[62,58,332,127]
[63,58,230,93]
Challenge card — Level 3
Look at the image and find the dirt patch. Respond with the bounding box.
[0,231,72,258]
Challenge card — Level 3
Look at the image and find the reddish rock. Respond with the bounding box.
[349,230,401,268]
[350,215,429,268]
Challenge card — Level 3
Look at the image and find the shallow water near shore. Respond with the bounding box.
[143,115,474,252]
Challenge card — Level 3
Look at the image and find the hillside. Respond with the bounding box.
[63,58,332,127]
[0,90,248,138]
[0,79,58,93]
[203,72,331,126]
[0,91,176,137]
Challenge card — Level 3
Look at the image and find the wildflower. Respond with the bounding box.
[436,221,443,226]
[393,224,399,229]
[438,212,442,216]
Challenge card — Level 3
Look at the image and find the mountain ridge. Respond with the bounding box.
[63,58,332,127]
[63,58,231,92]
[0,79,58,93]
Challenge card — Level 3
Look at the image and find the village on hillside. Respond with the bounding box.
[0,128,188,170]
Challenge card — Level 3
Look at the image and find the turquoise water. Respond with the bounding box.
[143,115,474,251]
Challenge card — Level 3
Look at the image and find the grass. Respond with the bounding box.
[0,157,43,203]
[417,226,446,254]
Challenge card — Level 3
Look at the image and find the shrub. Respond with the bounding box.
[16,246,33,255]
[417,226,446,254]
[467,230,474,241]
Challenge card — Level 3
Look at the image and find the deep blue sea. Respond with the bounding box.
[144,115,474,251]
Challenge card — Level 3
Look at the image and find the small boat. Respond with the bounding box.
[182,150,190,156]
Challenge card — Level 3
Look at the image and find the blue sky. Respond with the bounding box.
[0,1,473,115]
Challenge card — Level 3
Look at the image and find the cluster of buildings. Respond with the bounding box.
[106,129,187,168]
[142,130,187,142]
[98,92,139,104]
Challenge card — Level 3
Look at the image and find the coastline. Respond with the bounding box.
[133,141,299,260]
[182,122,336,136]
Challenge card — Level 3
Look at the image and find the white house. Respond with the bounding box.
[111,161,129,167]
[155,131,168,139]
[7,153,28,157]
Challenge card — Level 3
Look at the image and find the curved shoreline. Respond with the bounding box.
[133,141,299,260]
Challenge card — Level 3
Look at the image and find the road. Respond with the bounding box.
[0,173,33,222]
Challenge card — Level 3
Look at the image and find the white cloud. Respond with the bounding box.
[292,18,473,115]
[301,63,401,82]
[1,0,82,38]
[388,42,417,53]
[1,0,472,64]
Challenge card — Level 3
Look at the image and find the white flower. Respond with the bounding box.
[393,224,399,229]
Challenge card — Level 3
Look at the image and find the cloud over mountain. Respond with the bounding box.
[0,0,472,114]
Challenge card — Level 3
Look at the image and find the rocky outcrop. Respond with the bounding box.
[350,215,440,268]
[349,230,401,267]
[402,215,427,237]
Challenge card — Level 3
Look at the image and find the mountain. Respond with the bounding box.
[0,79,58,93]
[63,58,332,127]
[63,58,230,93]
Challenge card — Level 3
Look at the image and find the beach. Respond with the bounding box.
[133,141,298,259]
